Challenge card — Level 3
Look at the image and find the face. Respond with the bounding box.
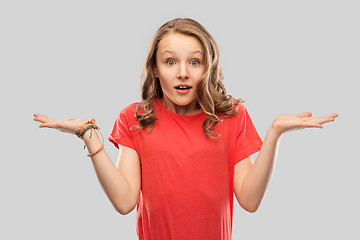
[155,32,205,115]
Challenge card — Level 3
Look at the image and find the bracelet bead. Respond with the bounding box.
[87,144,105,157]
[75,118,105,158]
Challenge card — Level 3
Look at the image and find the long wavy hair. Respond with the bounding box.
[135,18,242,137]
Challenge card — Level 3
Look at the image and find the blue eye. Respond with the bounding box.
[190,60,199,66]
[166,60,175,66]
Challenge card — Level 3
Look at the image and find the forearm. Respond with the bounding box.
[82,130,136,214]
[239,127,281,212]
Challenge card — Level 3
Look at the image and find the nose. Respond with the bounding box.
[177,62,189,80]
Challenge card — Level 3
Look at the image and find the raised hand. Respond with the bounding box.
[33,113,89,135]
[271,112,339,136]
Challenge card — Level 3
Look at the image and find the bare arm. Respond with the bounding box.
[33,113,141,215]
[84,131,141,215]
[234,112,338,213]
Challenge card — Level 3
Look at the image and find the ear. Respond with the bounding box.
[154,68,159,78]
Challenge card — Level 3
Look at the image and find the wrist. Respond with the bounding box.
[267,125,283,140]
[82,129,100,144]
[75,118,105,157]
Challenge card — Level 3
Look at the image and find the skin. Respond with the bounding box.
[33,32,339,214]
[155,32,205,115]
[234,112,338,212]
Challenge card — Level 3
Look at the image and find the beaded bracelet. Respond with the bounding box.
[75,118,105,157]
[76,119,97,139]
[87,144,105,157]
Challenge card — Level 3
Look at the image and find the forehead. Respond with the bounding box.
[157,32,203,54]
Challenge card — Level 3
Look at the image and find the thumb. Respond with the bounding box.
[297,112,312,118]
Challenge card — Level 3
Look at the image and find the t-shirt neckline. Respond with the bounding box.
[154,98,205,118]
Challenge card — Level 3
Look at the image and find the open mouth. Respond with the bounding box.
[174,85,192,90]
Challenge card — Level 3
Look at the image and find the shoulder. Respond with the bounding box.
[234,101,246,112]
[121,102,139,113]
[221,102,252,128]
[115,102,141,126]
[120,102,140,115]
[219,98,246,116]
[227,100,247,119]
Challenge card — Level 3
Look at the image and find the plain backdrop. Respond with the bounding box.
[1,0,359,239]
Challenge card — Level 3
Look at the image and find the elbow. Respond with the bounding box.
[115,205,135,215]
[239,199,261,213]
[113,200,137,215]
[117,209,132,215]
[237,191,265,213]
[243,205,259,213]
[111,194,139,215]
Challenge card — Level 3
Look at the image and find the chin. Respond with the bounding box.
[163,95,196,106]
[174,98,197,106]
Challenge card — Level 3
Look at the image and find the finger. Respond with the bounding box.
[33,113,48,118]
[33,113,42,121]
[307,115,336,128]
[40,120,59,128]
[329,113,339,118]
[33,116,44,123]
[317,113,338,120]
[303,120,323,129]
[298,112,312,118]
[319,114,338,124]
[34,114,57,128]
[33,115,48,124]
[39,123,51,128]
[33,113,49,121]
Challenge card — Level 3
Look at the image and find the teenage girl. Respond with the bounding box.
[33,18,338,240]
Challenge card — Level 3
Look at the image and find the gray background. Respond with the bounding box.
[1,0,359,239]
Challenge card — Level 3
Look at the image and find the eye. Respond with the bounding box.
[166,59,175,66]
[190,59,200,66]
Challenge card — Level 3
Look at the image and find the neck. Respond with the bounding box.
[161,98,201,115]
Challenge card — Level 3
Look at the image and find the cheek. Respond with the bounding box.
[158,67,174,80]
[158,77,172,91]
[193,69,205,84]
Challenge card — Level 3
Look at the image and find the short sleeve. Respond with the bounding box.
[108,104,138,151]
[234,104,263,164]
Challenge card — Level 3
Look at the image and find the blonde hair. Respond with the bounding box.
[135,18,242,137]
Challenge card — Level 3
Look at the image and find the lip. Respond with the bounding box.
[175,84,192,88]
[174,84,192,94]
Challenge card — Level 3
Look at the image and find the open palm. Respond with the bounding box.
[33,113,89,135]
[272,112,339,135]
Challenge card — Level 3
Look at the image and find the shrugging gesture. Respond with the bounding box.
[33,113,89,135]
[234,111,338,213]
[33,17,340,240]
[33,112,141,215]
[271,112,339,136]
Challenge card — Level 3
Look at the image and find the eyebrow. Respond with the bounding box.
[160,49,203,55]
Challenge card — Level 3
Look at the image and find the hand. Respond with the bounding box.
[271,112,339,136]
[33,113,89,135]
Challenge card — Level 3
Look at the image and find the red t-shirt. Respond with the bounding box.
[109,98,262,240]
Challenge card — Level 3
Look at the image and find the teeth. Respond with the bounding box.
[178,86,189,89]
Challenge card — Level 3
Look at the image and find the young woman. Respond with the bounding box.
[33,18,338,239]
